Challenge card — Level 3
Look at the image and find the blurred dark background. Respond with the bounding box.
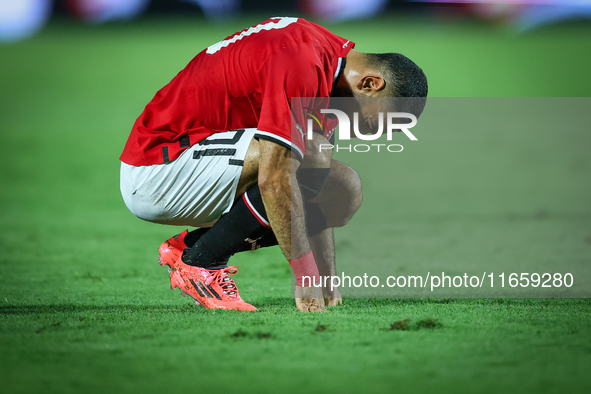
[3,0,591,44]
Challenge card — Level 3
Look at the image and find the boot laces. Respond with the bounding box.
[208,266,240,299]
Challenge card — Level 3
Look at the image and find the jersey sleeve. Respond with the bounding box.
[255,45,330,160]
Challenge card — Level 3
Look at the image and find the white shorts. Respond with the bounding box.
[120,128,256,227]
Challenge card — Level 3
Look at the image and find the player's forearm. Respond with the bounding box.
[259,172,291,259]
[257,141,309,260]
[257,140,325,312]
[259,167,310,260]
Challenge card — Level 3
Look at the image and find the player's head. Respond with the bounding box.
[365,52,428,117]
[364,53,427,96]
[347,52,428,119]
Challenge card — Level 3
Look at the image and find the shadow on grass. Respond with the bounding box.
[345,298,589,307]
[0,304,198,315]
[1,298,586,316]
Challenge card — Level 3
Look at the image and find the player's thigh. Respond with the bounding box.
[120,128,256,227]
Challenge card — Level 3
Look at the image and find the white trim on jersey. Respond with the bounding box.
[203,129,244,142]
[254,130,304,160]
[334,57,343,80]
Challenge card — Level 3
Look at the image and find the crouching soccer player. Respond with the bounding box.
[119,17,428,312]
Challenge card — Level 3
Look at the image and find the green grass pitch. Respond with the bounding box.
[1,14,590,393]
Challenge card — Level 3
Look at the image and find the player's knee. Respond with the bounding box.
[326,174,362,228]
[330,201,360,228]
[342,167,363,220]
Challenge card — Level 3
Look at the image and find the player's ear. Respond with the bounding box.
[356,73,386,95]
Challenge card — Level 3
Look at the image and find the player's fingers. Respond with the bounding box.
[296,298,325,312]
[324,297,342,307]
[308,299,326,312]
[295,298,309,312]
[308,304,325,312]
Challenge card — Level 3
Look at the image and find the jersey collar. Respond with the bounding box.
[333,57,346,87]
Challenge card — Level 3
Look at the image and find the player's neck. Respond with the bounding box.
[340,50,386,98]
[338,50,375,95]
[332,50,361,96]
[342,50,367,83]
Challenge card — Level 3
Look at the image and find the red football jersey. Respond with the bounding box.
[120,17,354,166]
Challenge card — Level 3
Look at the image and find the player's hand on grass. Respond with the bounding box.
[323,286,342,307]
[295,285,326,312]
